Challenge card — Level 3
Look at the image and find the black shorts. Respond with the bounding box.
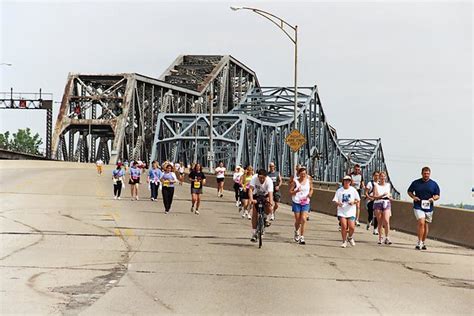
[129,178,140,185]
[216,178,224,183]
[273,191,281,202]
[240,190,249,200]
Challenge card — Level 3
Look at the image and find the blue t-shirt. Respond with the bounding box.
[148,168,163,182]
[129,167,141,179]
[407,178,440,212]
[112,169,124,178]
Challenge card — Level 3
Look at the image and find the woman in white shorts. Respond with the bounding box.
[373,171,393,245]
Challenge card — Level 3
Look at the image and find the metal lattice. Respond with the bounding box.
[52,55,398,196]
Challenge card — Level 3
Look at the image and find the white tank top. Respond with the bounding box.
[292,177,310,204]
[374,182,391,202]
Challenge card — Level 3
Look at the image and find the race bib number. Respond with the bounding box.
[163,180,170,187]
[300,197,309,205]
[194,181,201,189]
[421,200,431,210]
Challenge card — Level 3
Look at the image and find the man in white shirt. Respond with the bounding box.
[350,164,365,227]
[248,169,274,242]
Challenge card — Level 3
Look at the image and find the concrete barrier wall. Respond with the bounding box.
[200,173,473,248]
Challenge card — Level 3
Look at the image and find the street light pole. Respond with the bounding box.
[230,6,299,171]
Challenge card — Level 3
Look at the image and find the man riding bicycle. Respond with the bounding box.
[248,169,274,242]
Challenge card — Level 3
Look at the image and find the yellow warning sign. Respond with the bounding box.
[285,130,306,152]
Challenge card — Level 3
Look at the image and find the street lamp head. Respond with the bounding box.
[230,6,243,11]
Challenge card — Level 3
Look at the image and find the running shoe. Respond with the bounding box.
[378,238,383,245]
[195,210,200,215]
[250,234,257,242]
[235,201,239,207]
[373,230,379,235]
[220,194,224,198]
[136,197,139,201]
[299,236,306,245]
[348,237,356,246]
[341,241,347,248]
[190,206,194,213]
[384,237,392,245]
[241,210,245,218]
[366,222,370,230]
[264,220,271,227]
[294,230,300,242]
[114,196,117,200]
[270,213,275,221]
[117,197,121,200]
[356,220,361,227]
[415,241,422,250]
[165,211,169,215]
[247,213,251,220]
[421,244,427,250]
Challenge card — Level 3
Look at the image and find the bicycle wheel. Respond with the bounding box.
[258,214,263,248]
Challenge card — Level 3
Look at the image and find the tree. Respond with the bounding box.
[0,128,43,155]
[0,131,10,149]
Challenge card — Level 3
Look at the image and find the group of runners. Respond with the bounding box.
[106,159,440,250]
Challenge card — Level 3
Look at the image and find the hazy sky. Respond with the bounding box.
[1,0,472,204]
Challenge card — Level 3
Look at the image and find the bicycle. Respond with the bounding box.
[255,195,267,248]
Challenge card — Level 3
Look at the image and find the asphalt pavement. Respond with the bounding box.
[0,161,472,315]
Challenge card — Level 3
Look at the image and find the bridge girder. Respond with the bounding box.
[51,55,258,164]
[52,54,398,197]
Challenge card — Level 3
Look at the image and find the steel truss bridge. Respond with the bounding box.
[52,55,399,196]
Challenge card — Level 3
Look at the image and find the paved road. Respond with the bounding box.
[0,161,472,315]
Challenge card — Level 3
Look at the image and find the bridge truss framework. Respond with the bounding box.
[52,55,399,197]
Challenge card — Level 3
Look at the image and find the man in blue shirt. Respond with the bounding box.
[407,167,440,250]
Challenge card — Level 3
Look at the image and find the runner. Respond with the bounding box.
[96,158,104,176]
[112,163,124,200]
[333,175,360,248]
[178,162,185,186]
[147,161,163,201]
[407,166,440,250]
[373,171,393,245]
[364,171,379,235]
[123,160,129,172]
[350,164,365,227]
[267,162,282,221]
[215,161,226,198]
[239,166,254,219]
[248,169,274,242]
[161,163,178,214]
[128,161,141,201]
[289,167,313,245]
[189,163,206,215]
[232,166,244,207]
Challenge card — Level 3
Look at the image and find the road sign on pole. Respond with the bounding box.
[285,129,306,152]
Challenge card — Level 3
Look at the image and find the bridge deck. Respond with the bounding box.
[0,161,472,315]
